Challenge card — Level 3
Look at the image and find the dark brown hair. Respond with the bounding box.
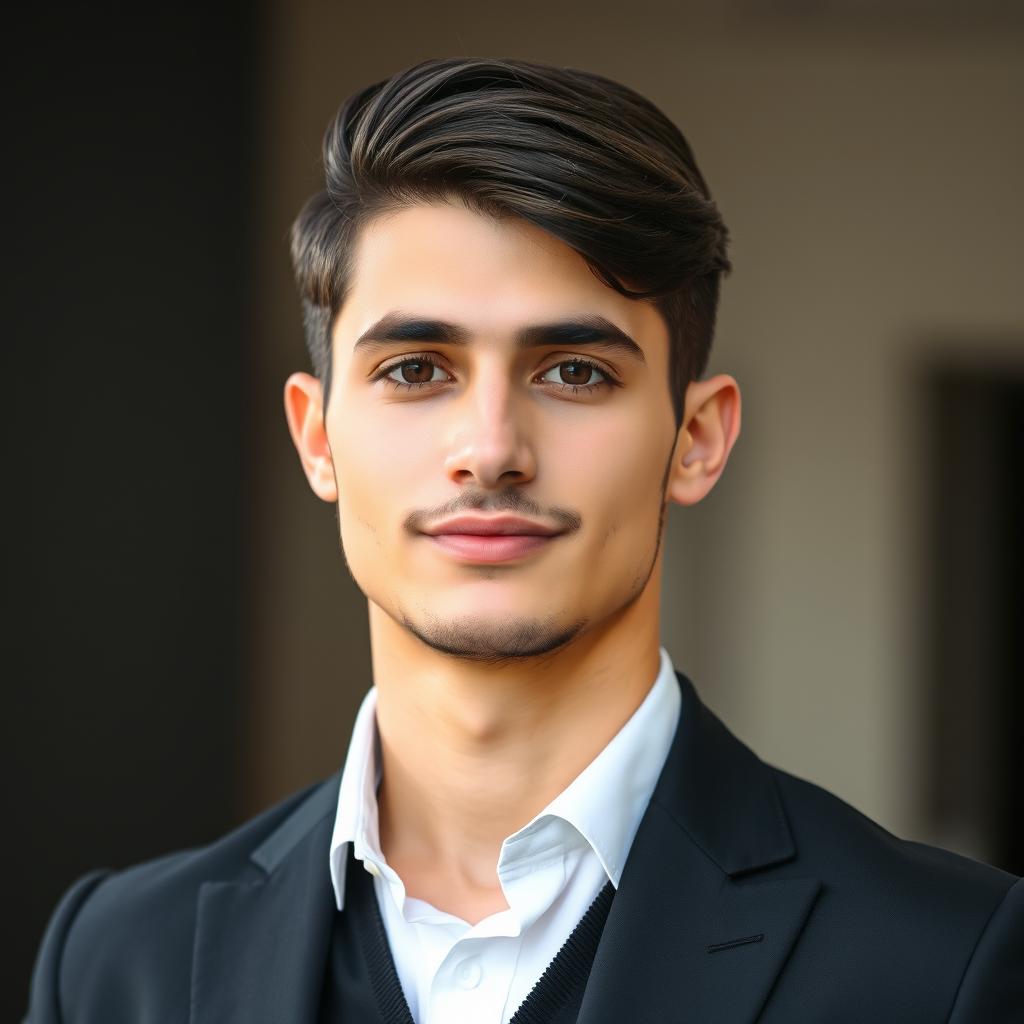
[290,57,731,428]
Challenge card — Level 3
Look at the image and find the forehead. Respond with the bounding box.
[333,201,666,356]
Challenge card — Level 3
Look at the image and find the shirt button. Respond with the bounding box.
[455,957,482,990]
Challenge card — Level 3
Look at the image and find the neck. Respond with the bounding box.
[368,581,663,907]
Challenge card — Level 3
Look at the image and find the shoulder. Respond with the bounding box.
[25,775,338,1023]
[771,763,1018,902]
[767,764,1023,1016]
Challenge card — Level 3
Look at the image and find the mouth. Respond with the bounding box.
[427,533,558,564]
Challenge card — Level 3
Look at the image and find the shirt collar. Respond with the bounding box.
[328,645,681,911]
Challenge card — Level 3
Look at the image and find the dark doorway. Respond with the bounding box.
[924,356,1024,875]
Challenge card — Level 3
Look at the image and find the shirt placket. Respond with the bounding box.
[427,936,521,1024]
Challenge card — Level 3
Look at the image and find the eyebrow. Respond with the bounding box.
[351,311,647,364]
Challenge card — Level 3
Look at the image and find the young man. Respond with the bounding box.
[26,57,1022,1023]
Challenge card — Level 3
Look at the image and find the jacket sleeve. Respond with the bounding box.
[23,870,112,1024]
[947,875,1024,1022]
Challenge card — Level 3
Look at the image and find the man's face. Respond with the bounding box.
[304,200,686,662]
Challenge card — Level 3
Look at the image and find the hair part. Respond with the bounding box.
[290,57,731,428]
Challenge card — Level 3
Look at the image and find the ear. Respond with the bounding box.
[282,372,338,503]
[667,374,742,507]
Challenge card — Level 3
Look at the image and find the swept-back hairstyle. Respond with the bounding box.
[290,57,731,428]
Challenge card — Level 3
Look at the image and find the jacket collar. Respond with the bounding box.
[190,670,820,1023]
[575,670,821,1024]
[190,777,339,1024]
[655,669,797,876]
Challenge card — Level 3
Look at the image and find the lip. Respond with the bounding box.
[423,515,562,537]
[428,533,556,564]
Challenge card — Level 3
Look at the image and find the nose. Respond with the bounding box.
[442,379,538,489]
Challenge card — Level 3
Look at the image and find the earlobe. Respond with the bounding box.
[282,372,338,503]
[667,374,741,508]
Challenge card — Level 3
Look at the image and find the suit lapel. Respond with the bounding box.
[577,672,822,1024]
[190,775,340,1024]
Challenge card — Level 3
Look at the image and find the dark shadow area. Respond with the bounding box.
[924,356,1024,875]
[6,5,260,1015]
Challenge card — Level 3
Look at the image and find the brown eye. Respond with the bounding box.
[395,360,437,385]
[538,358,611,392]
[555,361,599,386]
[376,356,449,390]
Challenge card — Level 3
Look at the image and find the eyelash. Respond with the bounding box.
[371,353,620,396]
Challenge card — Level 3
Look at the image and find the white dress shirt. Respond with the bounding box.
[328,645,681,1024]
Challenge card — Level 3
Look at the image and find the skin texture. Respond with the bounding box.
[283,199,741,923]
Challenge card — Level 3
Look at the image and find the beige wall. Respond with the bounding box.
[240,1,1024,854]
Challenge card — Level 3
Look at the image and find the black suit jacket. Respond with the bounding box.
[25,671,1024,1022]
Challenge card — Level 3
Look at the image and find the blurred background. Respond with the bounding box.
[8,1,1023,1014]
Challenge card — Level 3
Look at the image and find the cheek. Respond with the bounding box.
[342,411,428,480]
[328,408,429,552]
[557,413,667,535]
